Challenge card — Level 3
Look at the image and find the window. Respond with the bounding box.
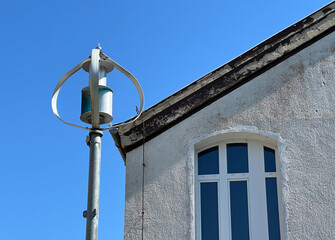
[196,140,281,240]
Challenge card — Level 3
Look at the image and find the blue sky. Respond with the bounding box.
[0,0,331,239]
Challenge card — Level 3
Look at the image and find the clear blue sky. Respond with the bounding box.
[0,0,331,239]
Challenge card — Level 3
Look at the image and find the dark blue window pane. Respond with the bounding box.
[201,182,219,240]
[227,143,248,173]
[266,178,281,240]
[198,147,219,175]
[230,181,250,240]
[264,147,276,172]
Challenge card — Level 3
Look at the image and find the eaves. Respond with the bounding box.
[112,1,335,163]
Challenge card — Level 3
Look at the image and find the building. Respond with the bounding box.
[111,2,335,239]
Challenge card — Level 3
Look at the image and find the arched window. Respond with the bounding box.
[195,139,281,240]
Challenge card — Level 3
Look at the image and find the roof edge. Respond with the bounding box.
[116,2,335,153]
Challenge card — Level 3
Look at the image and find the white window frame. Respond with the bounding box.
[195,139,283,240]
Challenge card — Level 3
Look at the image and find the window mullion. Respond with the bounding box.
[248,141,269,240]
[219,143,230,240]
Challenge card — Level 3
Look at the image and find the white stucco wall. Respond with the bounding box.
[124,32,335,240]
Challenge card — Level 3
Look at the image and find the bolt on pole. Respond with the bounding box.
[85,130,103,240]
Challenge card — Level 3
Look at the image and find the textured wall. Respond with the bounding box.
[124,31,335,240]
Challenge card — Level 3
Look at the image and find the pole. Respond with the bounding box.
[85,129,103,240]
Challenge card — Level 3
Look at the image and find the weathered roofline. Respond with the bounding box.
[114,1,335,156]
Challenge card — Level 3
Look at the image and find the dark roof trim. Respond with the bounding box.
[115,2,335,154]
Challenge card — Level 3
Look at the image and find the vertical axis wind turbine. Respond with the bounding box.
[51,45,144,240]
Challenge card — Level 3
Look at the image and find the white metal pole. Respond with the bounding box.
[85,46,104,240]
[85,130,103,240]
